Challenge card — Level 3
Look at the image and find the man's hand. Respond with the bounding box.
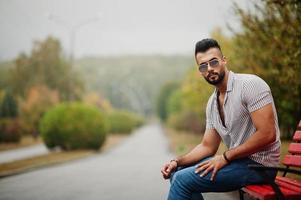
[161,161,178,179]
[194,155,228,181]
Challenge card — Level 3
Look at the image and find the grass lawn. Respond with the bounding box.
[164,127,300,181]
[0,134,128,177]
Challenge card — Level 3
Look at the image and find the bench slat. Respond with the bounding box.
[293,131,301,142]
[243,185,274,200]
[244,182,301,200]
[276,178,301,192]
[288,143,301,154]
[276,176,301,193]
[282,155,301,167]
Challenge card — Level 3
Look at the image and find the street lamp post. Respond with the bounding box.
[47,13,100,101]
[47,13,101,66]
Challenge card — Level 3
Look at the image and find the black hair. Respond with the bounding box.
[194,38,222,56]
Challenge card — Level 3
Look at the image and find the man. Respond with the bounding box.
[161,38,281,200]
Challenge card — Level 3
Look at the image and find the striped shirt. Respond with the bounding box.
[206,71,281,166]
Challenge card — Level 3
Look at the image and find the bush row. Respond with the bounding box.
[107,111,144,134]
[40,103,144,151]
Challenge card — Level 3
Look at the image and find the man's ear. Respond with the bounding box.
[222,56,227,65]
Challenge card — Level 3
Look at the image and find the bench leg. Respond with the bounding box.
[239,189,244,200]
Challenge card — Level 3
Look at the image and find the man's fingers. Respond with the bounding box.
[200,165,213,177]
[161,163,176,179]
[161,164,170,176]
[163,173,170,179]
[195,162,210,174]
[210,167,218,181]
[166,165,172,172]
[161,169,167,176]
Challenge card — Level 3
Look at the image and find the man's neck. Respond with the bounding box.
[216,70,229,95]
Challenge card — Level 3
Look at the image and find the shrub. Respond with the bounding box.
[40,103,108,150]
[107,110,144,134]
[0,119,21,143]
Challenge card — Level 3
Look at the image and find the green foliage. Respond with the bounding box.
[167,111,204,133]
[0,119,21,143]
[107,110,144,134]
[40,103,107,150]
[9,36,84,101]
[166,90,182,115]
[180,69,213,119]
[165,68,213,133]
[232,0,301,137]
[0,61,12,90]
[210,28,251,73]
[156,82,180,121]
[0,91,18,118]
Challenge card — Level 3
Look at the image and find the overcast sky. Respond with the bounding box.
[0,0,251,61]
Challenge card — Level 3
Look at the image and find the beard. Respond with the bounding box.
[204,70,225,85]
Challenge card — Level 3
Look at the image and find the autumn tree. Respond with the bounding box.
[83,92,113,112]
[232,0,301,137]
[9,36,84,101]
[19,85,59,137]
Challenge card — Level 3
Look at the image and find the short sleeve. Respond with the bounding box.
[242,76,273,113]
[205,96,214,130]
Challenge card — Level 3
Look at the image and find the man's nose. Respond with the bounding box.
[207,64,215,72]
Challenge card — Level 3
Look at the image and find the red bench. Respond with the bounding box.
[239,120,301,200]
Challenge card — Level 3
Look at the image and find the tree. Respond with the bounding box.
[19,85,59,137]
[83,92,113,112]
[168,69,213,133]
[0,90,20,143]
[210,28,250,73]
[232,0,301,137]
[156,82,179,121]
[9,36,84,101]
[0,90,18,118]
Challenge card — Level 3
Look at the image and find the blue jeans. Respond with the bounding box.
[167,157,276,200]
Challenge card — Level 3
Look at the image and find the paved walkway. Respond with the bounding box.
[0,144,49,164]
[0,124,239,200]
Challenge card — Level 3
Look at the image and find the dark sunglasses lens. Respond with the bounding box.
[199,64,207,72]
[209,59,219,67]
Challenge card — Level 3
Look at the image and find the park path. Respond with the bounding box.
[0,124,238,200]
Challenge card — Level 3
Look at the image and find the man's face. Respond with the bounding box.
[195,48,227,85]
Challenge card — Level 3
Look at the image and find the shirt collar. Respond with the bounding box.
[213,71,235,96]
[226,71,234,92]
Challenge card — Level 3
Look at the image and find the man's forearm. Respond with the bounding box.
[176,144,217,167]
[226,129,276,161]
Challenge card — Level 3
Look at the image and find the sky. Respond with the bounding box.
[0,0,251,61]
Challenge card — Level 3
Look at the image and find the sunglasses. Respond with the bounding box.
[198,58,219,73]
